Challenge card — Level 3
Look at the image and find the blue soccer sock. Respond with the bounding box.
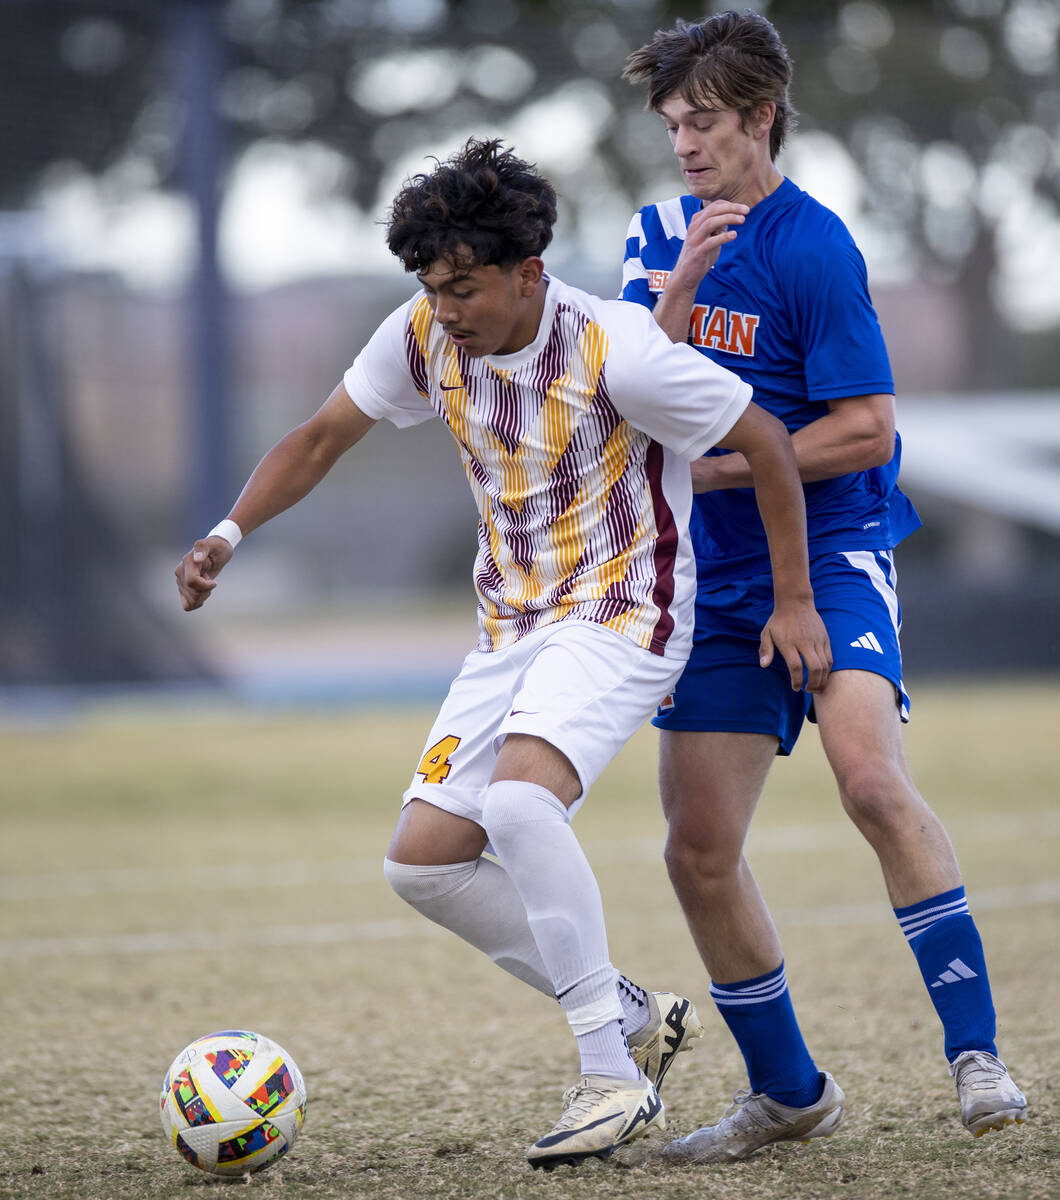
[710,962,823,1107]
[894,886,997,1061]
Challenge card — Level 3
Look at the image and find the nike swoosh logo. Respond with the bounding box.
[533,1111,623,1148]
[509,709,539,717]
[438,382,464,391]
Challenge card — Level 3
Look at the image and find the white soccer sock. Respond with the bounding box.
[384,856,653,1049]
[618,974,651,1038]
[383,856,553,994]
[577,1018,645,1079]
[481,779,637,1081]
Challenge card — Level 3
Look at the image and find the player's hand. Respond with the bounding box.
[672,200,749,285]
[758,602,832,693]
[174,536,234,612]
[690,456,724,492]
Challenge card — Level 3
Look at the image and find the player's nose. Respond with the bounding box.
[435,296,460,326]
[672,125,698,159]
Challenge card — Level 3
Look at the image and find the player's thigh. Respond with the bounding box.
[807,552,916,799]
[813,668,913,789]
[497,621,685,815]
[658,727,778,854]
[491,733,581,807]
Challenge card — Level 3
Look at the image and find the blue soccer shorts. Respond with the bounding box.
[652,549,910,755]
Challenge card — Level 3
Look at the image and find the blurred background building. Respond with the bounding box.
[2,0,1058,704]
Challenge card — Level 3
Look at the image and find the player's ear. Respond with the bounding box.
[517,256,545,295]
[750,101,776,141]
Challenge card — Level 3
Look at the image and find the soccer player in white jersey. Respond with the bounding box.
[175,138,831,1170]
[620,11,1026,1162]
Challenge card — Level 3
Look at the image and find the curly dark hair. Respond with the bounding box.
[385,138,558,274]
[623,11,797,161]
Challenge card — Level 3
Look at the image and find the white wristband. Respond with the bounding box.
[207,518,243,549]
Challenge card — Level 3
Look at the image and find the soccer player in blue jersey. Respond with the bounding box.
[620,11,1026,1162]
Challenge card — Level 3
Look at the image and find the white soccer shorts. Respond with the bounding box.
[402,620,686,823]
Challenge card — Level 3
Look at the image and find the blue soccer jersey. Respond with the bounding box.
[622,178,921,584]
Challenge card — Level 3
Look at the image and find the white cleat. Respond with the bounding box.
[950,1051,1027,1137]
[627,991,704,1090]
[527,1071,665,1171]
[662,1071,844,1164]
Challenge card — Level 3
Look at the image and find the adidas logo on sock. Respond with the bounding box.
[850,631,884,652]
[930,957,979,988]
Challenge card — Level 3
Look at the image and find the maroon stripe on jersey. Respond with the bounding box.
[489,307,597,573]
[545,398,626,526]
[645,438,677,655]
[404,316,430,396]
[505,503,537,576]
[513,608,538,641]
[459,443,492,495]
[601,579,640,609]
[545,437,581,523]
[599,457,639,559]
[474,526,505,602]
[541,545,587,611]
[588,404,643,579]
[528,310,566,393]
[485,371,522,455]
[532,303,587,401]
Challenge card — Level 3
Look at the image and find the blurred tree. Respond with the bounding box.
[0,1,160,194]
[2,0,1057,685]
[4,0,1057,383]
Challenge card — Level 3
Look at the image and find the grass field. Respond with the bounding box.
[1,679,1057,1199]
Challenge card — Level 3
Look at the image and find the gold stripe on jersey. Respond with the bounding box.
[546,420,632,597]
[403,292,677,656]
[408,295,437,384]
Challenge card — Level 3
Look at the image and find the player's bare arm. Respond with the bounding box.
[717,401,832,692]
[175,384,377,612]
[652,201,749,343]
[691,392,896,492]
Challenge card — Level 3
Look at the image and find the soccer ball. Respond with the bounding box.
[160,1030,307,1176]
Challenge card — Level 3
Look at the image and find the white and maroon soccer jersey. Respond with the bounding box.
[344,274,750,659]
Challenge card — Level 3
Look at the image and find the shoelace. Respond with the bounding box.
[554,1081,617,1131]
[725,1088,754,1116]
[719,1089,776,1133]
[720,1094,763,1128]
[953,1052,1007,1088]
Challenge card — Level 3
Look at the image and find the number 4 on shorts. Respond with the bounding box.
[416,735,461,785]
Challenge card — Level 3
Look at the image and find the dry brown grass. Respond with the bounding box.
[1,678,1056,1199]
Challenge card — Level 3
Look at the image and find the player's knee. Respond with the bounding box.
[837,760,920,834]
[663,825,741,890]
[480,779,569,835]
[383,856,477,906]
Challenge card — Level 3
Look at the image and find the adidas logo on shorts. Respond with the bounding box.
[850,631,884,652]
